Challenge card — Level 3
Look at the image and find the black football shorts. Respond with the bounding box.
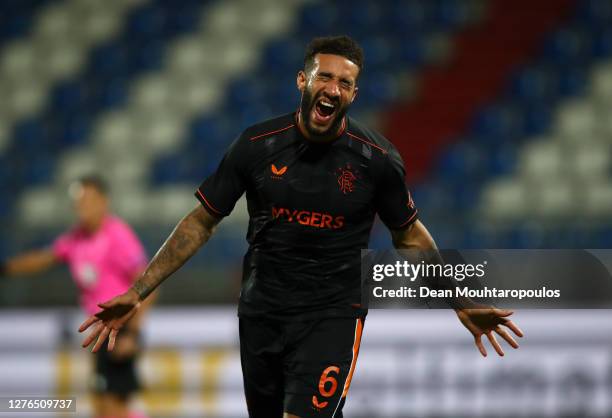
[91,331,141,399]
[239,315,365,418]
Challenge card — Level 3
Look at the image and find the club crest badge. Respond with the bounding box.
[336,163,359,194]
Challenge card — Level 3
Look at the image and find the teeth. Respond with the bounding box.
[320,101,335,109]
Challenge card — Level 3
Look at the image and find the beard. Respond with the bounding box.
[299,88,349,138]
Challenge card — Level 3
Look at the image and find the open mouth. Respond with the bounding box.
[313,97,337,123]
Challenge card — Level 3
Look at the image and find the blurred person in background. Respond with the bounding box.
[79,36,522,418]
[0,175,152,418]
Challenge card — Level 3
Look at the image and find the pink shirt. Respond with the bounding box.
[53,215,148,315]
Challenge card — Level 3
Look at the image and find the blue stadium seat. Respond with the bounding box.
[0,0,51,45]
[128,39,165,73]
[596,228,612,248]
[520,101,553,136]
[502,226,546,249]
[51,81,87,114]
[368,221,392,249]
[89,43,129,78]
[387,0,431,33]
[189,115,232,146]
[410,182,456,217]
[159,1,202,36]
[471,104,523,141]
[542,29,591,65]
[434,0,470,27]
[264,75,300,114]
[397,34,428,65]
[187,115,233,181]
[436,142,487,182]
[12,119,49,152]
[296,3,339,39]
[358,72,399,106]
[360,37,395,69]
[487,144,518,177]
[226,78,267,112]
[234,105,275,132]
[557,66,587,97]
[55,114,91,147]
[261,39,304,77]
[509,66,559,102]
[22,155,54,186]
[0,157,20,195]
[592,27,612,57]
[544,228,593,249]
[91,78,129,111]
[126,5,166,39]
[152,153,193,185]
[577,0,612,26]
[344,2,385,32]
[460,227,499,249]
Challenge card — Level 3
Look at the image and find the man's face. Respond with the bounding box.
[297,53,359,137]
[70,183,108,230]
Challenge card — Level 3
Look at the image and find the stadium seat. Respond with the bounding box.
[520,101,553,136]
[18,187,70,227]
[480,179,528,221]
[543,28,591,65]
[583,181,612,218]
[518,140,563,181]
[531,180,576,219]
[568,143,611,180]
[554,99,597,140]
[590,61,612,105]
[387,0,431,33]
[436,141,488,181]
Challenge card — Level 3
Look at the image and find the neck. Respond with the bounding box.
[82,215,106,234]
[297,110,346,143]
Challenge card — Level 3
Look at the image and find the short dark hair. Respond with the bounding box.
[304,35,364,74]
[76,174,108,195]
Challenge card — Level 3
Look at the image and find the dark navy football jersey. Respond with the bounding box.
[196,112,417,320]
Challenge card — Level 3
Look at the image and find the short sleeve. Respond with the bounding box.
[375,146,418,230]
[52,233,72,262]
[195,134,248,218]
[113,222,148,280]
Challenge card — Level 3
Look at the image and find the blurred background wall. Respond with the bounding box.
[0,0,611,416]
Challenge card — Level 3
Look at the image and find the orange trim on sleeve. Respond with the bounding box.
[397,210,419,229]
[346,131,388,155]
[249,124,295,141]
[196,189,223,216]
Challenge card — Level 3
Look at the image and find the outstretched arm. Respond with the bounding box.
[390,219,436,250]
[390,220,523,357]
[79,204,220,351]
[131,204,219,300]
[1,250,58,277]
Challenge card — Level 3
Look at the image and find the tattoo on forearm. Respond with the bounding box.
[131,208,215,300]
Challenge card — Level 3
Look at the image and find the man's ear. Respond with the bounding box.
[296,70,306,93]
[351,86,358,104]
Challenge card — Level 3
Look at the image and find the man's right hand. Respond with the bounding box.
[79,289,141,352]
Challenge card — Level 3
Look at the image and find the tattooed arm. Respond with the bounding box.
[79,205,220,352]
[132,205,219,300]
